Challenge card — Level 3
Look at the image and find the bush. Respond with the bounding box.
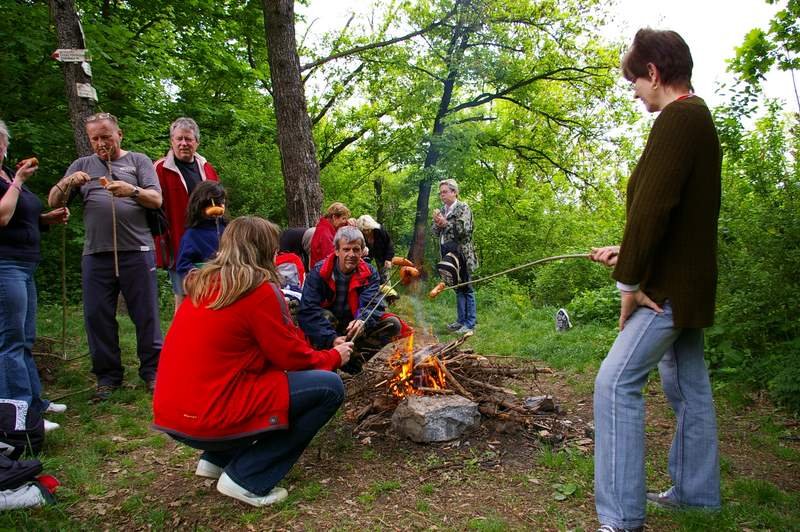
[531,259,612,307]
[569,285,619,325]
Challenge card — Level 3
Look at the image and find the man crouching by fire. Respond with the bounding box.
[299,226,411,374]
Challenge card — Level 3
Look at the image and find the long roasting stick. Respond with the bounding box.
[347,275,407,343]
[60,179,74,359]
[104,155,119,277]
[430,253,590,297]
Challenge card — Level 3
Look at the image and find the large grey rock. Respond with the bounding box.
[392,395,480,443]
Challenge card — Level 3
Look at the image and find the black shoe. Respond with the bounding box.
[146,379,157,395]
[91,384,119,403]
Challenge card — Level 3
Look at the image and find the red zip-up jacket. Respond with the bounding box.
[152,281,341,440]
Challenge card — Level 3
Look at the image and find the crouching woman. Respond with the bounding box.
[152,216,353,507]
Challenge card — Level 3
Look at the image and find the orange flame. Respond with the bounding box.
[387,333,448,398]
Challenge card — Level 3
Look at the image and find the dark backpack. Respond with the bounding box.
[436,242,468,287]
[0,399,45,460]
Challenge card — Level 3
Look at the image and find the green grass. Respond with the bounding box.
[1,291,797,530]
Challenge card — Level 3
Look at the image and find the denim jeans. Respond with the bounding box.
[0,260,47,415]
[174,370,344,496]
[594,302,720,529]
[456,285,476,329]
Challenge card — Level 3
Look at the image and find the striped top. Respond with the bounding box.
[614,96,722,329]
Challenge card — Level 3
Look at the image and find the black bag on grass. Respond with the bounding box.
[0,399,44,460]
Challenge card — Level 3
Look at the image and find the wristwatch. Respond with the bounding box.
[130,186,140,199]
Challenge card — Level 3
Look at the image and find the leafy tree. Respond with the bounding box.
[729,0,799,112]
[710,101,800,410]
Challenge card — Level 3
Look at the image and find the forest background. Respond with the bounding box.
[1,0,798,410]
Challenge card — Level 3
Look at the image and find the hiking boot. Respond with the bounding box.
[91,384,119,403]
[45,402,67,414]
[217,473,288,507]
[646,488,681,509]
[446,322,462,331]
[196,459,224,479]
[146,379,157,395]
[596,526,643,532]
[455,325,474,335]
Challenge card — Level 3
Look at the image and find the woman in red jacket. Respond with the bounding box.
[308,202,350,267]
[152,216,353,507]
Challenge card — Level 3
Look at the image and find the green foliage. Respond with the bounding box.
[531,259,611,307]
[710,102,800,411]
[570,285,619,325]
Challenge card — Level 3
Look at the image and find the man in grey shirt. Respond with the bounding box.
[49,113,163,402]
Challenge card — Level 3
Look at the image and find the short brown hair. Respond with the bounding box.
[622,28,693,88]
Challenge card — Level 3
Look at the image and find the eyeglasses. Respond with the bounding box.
[85,112,119,125]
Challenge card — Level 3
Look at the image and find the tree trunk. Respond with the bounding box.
[49,0,94,157]
[262,0,323,227]
[374,176,385,226]
[408,21,468,265]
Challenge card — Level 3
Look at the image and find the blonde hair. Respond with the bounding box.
[184,216,281,309]
[325,202,350,219]
[438,178,459,194]
[356,214,380,232]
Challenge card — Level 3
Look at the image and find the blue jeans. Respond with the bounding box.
[594,302,720,529]
[174,370,344,496]
[0,260,47,415]
[456,285,476,329]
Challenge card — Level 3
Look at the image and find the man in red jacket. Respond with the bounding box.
[153,117,220,309]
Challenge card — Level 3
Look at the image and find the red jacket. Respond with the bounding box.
[152,281,341,440]
[309,216,336,268]
[153,150,219,269]
[298,253,413,348]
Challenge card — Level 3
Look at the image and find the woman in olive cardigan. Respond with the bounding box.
[590,29,722,532]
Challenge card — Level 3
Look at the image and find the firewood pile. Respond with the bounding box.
[342,332,593,449]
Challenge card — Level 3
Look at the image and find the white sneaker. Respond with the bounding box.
[46,402,67,414]
[195,459,223,479]
[216,472,288,507]
[43,420,60,433]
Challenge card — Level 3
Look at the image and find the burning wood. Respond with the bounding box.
[344,331,587,448]
[387,335,447,398]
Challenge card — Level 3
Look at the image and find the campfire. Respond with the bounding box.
[345,331,590,448]
[387,334,448,398]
